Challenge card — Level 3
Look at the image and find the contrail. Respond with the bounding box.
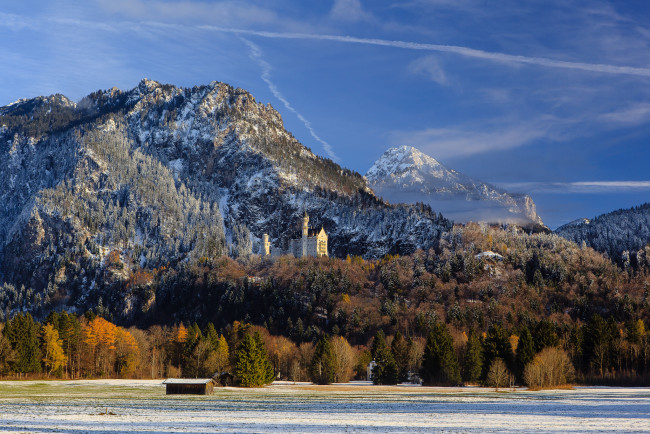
[2,12,649,78]
[200,25,650,78]
[242,39,339,161]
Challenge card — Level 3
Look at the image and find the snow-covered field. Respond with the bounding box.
[0,380,649,433]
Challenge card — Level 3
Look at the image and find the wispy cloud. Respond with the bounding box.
[330,0,374,23]
[408,55,448,85]
[497,181,650,194]
[599,103,650,126]
[95,0,279,26]
[388,121,550,160]
[242,39,339,161]
[2,10,650,78]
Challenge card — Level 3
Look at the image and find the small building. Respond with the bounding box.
[475,251,503,262]
[163,378,215,395]
[367,360,376,381]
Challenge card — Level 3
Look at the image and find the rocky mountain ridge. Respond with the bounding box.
[0,79,451,316]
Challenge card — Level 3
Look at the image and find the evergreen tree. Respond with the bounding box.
[235,333,274,387]
[533,319,559,353]
[3,313,41,374]
[583,315,610,376]
[462,328,483,384]
[310,335,336,385]
[420,323,461,386]
[56,312,82,378]
[391,331,411,382]
[182,323,203,377]
[253,332,275,385]
[515,326,535,383]
[482,324,513,380]
[205,323,220,350]
[371,331,398,385]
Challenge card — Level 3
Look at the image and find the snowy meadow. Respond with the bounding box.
[0,380,649,433]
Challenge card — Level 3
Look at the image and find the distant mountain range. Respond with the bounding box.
[555,203,650,265]
[0,79,450,315]
[365,146,544,226]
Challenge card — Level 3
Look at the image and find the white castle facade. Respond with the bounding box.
[263,212,328,258]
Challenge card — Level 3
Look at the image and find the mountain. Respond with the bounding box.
[0,79,451,316]
[365,146,543,225]
[555,203,650,266]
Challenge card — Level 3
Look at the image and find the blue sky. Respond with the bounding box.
[1,0,649,228]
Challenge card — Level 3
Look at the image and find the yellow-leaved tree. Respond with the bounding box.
[42,323,66,376]
[115,327,140,377]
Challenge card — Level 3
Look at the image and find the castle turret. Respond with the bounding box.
[263,234,271,256]
[302,211,309,238]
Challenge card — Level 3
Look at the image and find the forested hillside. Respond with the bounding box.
[556,203,650,267]
[1,222,649,387]
[0,79,450,316]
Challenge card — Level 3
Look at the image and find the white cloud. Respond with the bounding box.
[496,181,650,194]
[388,121,549,159]
[599,103,650,126]
[330,0,373,23]
[3,9,650,78]
[408,55,448,85]
[95,0,278,26]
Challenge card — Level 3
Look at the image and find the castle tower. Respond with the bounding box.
[262,234,271,256]
[302,211,309,238]
[302,212,309,257]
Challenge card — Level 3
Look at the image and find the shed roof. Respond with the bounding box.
[163,378,214,384]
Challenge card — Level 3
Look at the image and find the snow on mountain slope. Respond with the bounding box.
[366,146,543,225]
[0,80,452,316]
[555,203,650,264]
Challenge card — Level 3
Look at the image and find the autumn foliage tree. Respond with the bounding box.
[41,323,66,377]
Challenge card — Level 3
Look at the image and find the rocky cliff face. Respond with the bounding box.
[366,146,544,225]
[0,80,451,315]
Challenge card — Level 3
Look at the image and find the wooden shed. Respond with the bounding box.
[163,378,215,395]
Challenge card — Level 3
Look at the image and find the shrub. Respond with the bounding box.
[524,347,575,389]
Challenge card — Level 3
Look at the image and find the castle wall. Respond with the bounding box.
[263,214,328,258]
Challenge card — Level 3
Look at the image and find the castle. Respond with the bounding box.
[263,212,328,258]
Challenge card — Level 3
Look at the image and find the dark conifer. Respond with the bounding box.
[482,324,513,380]
[371,331,399,385]
[532,319,559,353]
[420,323,461,386]
[3,313,41,374]
[462,328,483,384]
[391,331,411,382]
[515,326,535,383]
[310,335,335,385]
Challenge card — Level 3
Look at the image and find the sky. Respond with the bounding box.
[1,0,649,228]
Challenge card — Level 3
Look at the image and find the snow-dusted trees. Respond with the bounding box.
[556,203,650,266]
[231,224,252,260]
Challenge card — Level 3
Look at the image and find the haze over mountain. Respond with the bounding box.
[0,79,451,316]
[366,146,543,226]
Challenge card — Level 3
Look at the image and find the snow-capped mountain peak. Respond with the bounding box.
[366,146,544,225]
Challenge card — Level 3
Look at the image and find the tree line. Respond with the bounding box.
[1,308,650,389]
